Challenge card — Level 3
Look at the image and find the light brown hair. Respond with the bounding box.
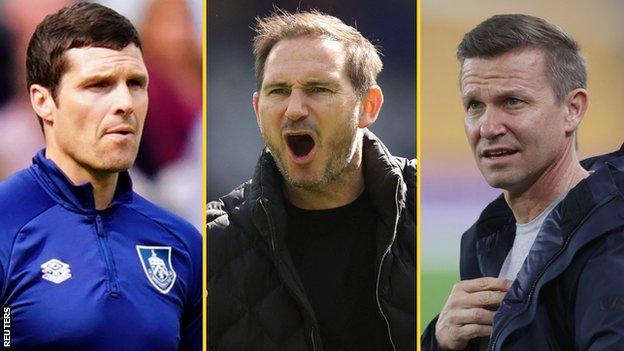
[252,10,383,97]
[458,14,586,102]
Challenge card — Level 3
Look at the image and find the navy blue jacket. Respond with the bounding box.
[0,151,202,350]
[423,144,624,350]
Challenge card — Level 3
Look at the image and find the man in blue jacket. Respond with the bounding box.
[0,3,201,350]
[422,14,624,350]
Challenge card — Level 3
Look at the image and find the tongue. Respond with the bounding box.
[289,135,314,157]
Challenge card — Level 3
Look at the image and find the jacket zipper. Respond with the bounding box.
[259,199,316,351]
[488,194,615,350]
[375,180,401,351]
[94,214,120,297]
[258,199,277,254]
[310,327,316,351]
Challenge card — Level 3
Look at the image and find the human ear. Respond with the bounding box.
[252,91,262,129]
[358,85,384,128]
[30,84,55,125]
[563,88,588,135]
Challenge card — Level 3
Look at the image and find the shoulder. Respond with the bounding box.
[0,168,57,277]
[392,156,416,206]
[207,180,253,231]
[390,156,416,177]
[580,143,624,172]
[400,157,416,191]
[207,181,261,275]
[126,193,201,248]
[0,168,56,235]
[0,168,44,202]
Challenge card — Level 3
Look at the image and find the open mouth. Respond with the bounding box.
[286,134,315,158]
[482,149,518,158]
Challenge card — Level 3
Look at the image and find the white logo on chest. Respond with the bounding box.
[40,259,72,284]
[136,245,177,294]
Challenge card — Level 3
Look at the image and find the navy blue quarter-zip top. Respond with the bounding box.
[0,150,202,351]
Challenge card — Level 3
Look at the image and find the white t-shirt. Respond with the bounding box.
[498,194,567,280]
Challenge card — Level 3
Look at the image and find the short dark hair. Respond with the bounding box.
[252,10,382,98]
[26,2,142,99]
[457,14,586,102]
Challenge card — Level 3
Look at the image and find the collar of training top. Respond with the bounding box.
[29,149,133,213]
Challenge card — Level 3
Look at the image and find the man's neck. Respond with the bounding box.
[284,158,365,210]
[505,151,589,224]
[45,150,119,210]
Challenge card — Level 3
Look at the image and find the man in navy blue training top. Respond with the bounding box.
[0,3,201,350]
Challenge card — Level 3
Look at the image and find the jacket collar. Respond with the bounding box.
[472,179,597,278]
[249,130,408,246]
[472,150,624,266]
[490,156,624,348]
[580,141,624,171]
[30,149,133,213]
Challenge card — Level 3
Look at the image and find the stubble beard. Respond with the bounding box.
[68,143,139,177]
[264,119,360,192]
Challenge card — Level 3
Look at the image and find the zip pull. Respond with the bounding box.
[93,214,120,296]
[95,215,106,237]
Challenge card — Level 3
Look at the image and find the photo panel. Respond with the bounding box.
[0,0,204,349]
[207,0,416,349]
[421,0,624,345]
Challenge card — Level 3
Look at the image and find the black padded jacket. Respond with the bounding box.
[208,130,415,351]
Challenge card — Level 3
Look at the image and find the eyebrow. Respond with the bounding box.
[81,72,148,86]
[262,79,339,91]
[461,87,528,105]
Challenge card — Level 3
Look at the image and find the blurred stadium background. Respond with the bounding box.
[0,0,202,229]
[207,0,416,201]
[423,0,624,329]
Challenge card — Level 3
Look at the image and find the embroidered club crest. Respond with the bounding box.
[40,258,72,284]
[136,246,177,294]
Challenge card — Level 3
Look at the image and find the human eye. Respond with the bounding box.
[267,87,289,96]
[127,78,147,89]
[505,97,525,108]
[86,80,110,90]
[466,100,484,115]
[308,86,331,94]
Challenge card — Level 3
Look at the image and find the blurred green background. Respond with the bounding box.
[422,271,458,327]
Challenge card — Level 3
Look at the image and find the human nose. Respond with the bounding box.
[284,89,308,121]
[479,107,507,140]
[112,84,134,117]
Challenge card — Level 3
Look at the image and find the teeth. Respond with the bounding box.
[486,150,513,157]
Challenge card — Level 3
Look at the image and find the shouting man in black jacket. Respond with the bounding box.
[423,14,624,351]
[208,10,415,351]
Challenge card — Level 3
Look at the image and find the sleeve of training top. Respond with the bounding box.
[574,231,624,350]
